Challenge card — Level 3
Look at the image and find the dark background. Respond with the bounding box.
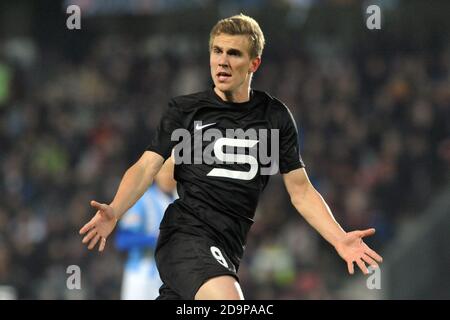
[0,0,449,299]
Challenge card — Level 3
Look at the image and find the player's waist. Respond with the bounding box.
[160,204,252,260]
[175,194,257,223]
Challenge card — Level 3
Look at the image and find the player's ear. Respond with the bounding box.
[249,56,261,73]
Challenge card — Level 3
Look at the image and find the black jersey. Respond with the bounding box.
[147,88,304,267]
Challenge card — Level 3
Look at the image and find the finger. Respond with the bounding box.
[82,228,97,244]
[90,200,108,212]
[79,221,93,235]
[88,234,101,250]
[365,247,383,263]
[347,261,354,275]
[358,228,376,238]
[356,258,369,275]
[99,237,107,252]
[361,253,379,269]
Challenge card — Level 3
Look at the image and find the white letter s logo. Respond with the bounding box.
[207,138,258,180]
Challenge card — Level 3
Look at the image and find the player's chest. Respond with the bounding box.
[183,107,273,135]
[172,108,280,179]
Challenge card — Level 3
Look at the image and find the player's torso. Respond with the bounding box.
[171,90,279,220]
[158,89,292,265]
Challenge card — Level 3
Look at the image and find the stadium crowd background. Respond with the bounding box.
[0,0,449,299]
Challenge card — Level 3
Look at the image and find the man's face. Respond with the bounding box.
[210,33,260,95]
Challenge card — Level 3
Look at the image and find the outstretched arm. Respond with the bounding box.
[109,151,165,219]
[283,168,383,275]
[79,151,165,252]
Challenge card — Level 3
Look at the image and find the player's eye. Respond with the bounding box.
[213,47,222,54]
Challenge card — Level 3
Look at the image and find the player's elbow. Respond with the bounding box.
[290,193,302,209]
[289,181,311,210]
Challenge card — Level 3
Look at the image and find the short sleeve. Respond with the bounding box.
[147,99,184,159]
[278,104,305,174]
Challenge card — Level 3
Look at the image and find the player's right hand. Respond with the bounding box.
[79,200,118,252]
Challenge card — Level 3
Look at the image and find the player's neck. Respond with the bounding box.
[214,86,251,103]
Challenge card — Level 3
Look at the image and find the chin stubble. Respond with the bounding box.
[224,90,234,102]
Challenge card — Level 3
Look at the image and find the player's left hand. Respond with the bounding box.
[334,228,383,275]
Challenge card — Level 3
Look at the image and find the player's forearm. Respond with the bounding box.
[291,183,346,248]
[109,165,152,220]
[110,152,164,220]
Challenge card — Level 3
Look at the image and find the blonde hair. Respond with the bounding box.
[209,13,265,59]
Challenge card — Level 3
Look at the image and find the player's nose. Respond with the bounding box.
[218,62,231,73]
[217,54,229,66]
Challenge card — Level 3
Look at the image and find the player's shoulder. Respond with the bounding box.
[253,89,294,117]
[169,90,211,111]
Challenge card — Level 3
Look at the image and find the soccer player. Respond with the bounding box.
[79,14,383,300]
[115,159,176,300]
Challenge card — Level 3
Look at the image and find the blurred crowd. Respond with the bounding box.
[0,30,449,299]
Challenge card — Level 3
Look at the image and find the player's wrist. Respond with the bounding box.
[331,232,348,249]
[109,203,121,223]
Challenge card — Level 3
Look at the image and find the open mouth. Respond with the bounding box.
[217,71,231,82]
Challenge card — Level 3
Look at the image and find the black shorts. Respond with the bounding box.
[155,228,239,300]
